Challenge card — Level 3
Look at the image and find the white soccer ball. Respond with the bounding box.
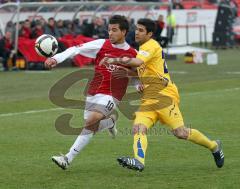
[35,34,58,57]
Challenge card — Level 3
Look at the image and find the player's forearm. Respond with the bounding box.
[114,57,143,67]
[126,58,143,67]
[52,46,78,64]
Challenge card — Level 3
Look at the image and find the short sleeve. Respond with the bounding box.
[136,47,155,64]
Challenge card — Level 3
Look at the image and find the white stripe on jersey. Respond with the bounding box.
[53,39,132,64]
[53,39,105,63]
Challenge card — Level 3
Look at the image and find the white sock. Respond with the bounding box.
[66,128,93,163]
[98,117,114,132]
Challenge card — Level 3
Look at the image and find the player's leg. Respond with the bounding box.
[93,95,119,137]
[117,111,157,171]
[132,122,150,165]
[159,101,224,168]
[98,110,119,137]
[172,126,224,168]
[52,111,104,170]
[99,113,118,138]
[172,127,217,151]
[64,111,105,163]
[52,94,118,169]
[117,123,148,172]
[66,94,119,161]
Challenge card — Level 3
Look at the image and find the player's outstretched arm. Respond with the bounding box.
[52,46,81,64]
[45,39,105,69]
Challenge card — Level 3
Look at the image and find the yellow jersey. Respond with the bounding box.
[136,38,180,103]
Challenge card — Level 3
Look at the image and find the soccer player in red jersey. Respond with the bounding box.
[45,15,137,170]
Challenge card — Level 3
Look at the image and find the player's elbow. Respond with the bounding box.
[134,58,144,67]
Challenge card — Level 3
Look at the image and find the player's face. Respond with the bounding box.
[135,24,152,45]
[108,24,126,44]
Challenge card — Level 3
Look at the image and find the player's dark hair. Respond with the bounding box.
[137,18,156,33]
[109,15,129,33]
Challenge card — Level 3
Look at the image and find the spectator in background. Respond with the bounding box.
[39,17,47,28]
[30,20,44,39]
[0,31,16,71]
[173,0,184,9]
[154,14,165,41]
[126,17,138,49]
[72,19,83,35]
[64,20,75,36]
[44,17,60,38]
[81,19,94,37]
[230,0,238,18]
[57,19,67,37]
[208,0,218,3]
[5,21,14,34]
[19,19,31,38]
[92,16,108,39]
[167,7,176,44]
[4,21,15,41]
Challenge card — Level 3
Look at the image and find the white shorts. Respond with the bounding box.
[84,94,119,120]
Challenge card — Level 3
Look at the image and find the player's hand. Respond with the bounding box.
[44,58,57,69]
[99,57,115,66]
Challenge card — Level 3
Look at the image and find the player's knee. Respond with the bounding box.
[84,112,105,131]
[132,124,147,135]
[85,118,102,131]
[84,121,98,132]
[172,127,189,139]
[85,120,96,128]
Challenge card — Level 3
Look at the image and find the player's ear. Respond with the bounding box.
[147,31,153,38]
[122,29,127,36]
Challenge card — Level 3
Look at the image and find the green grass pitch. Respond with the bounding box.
[0,49,240,189]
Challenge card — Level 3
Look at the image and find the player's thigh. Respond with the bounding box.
[157,101,184,130]
[134,111,158,129]
[84,94,119,120]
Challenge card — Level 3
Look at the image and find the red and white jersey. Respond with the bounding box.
[53,39,137,100]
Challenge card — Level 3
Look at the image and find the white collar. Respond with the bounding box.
[111,41,130,50]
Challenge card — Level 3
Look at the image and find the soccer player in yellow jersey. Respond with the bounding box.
[101,18,224,172]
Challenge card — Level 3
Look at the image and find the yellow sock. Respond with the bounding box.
[188,129,217,151]
[133,133,147,165]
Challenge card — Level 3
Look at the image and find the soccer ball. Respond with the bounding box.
[35,34,58,57]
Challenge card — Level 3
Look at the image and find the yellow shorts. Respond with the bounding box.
[134,98,184,130]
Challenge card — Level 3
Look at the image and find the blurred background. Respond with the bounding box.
[0,2,240,189]
[0,0,239,70]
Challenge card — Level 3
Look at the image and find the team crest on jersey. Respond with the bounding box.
[139,50,150,57]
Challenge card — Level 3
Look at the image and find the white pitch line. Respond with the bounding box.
[171,71,188,74]
[24,71,52,74]
[182,87,240,96]
[226,72,240,74]
[0,87,239,118]
[0,107,64,118]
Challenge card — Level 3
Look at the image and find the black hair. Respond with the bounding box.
[137,18,156,33]
[109,15,129,33]
[48,17,54,21]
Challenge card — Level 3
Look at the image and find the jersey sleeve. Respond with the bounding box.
[136,46,155,64]
[53,39,105,63]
